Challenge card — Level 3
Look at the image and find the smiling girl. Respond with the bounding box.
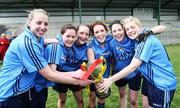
[109,20,141,108]
[0,9,91,108]
[101,16,177,108]
[87,21,113,108]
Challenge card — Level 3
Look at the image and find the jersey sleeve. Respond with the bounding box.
[19,38,48,73]
[45,43,62,65]
[134,36,153,63]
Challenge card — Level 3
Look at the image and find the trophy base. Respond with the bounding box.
[95,88,111,99]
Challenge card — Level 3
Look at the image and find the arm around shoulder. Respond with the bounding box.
[150,25,167,34]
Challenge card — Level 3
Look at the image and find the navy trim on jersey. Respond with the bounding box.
[135,40,155,85]
[24,36,43,70]
[135,35,176,90]
[135,40,145,59]
[162,45,171,61]
[13,68,25,94]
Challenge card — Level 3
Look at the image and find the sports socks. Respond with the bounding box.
[97,102,105,108]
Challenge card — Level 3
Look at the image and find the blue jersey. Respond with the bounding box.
[42,36,88,89]
[49,34,88,71]
[73,43,88,68]
[89,35,113,78]
[109,37,138,79]
[45,41,77,71]
[0,28,48,101]
[134,35,177,90]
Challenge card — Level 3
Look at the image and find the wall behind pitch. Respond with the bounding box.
[133,8,153,20]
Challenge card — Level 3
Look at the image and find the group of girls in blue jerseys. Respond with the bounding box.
[0,9,176,108]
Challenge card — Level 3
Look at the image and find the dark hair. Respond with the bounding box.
[61,24,77,35]
[77,24,91,36]
[109,20,123,32]
[91,21,108,35]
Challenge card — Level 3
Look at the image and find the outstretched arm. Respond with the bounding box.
[39,64,91,86]
[49,64,83,79]
[99,57,143,92]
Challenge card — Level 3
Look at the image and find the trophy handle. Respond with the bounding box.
[95,87,111,99]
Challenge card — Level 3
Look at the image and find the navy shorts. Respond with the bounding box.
[53,83,82,93]
[147,82,175,108]
[141,77,148,96]
[115,73,142,91]
[90,83,96,91]
[0,87,48,108]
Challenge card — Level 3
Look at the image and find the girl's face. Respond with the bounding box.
[93,25,107,43]
[111,24,125,41]
[62,29,76,48]
[124,22,141,40]
[77,26,90,45]
[28,13,48,38]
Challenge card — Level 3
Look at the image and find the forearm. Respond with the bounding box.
[150,25,166,34]
[110,58,142,83]
[110,64,137,83]
[57,71,78,78]
[138,25,166,42]
[39,66,79,85]
[87,48,95,63]
[49,71,79,85]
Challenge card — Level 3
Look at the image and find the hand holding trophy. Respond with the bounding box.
[81,56,111,98]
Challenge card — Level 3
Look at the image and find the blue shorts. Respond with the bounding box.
[146,82,175,108]
[90,83,96,91]
[53,83,82,93]
[141,77,148,96]
[0,87,48,108]
[115,73,142,91]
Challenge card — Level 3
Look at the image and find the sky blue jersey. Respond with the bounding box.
[109,37,138,79]
[89,35,113,78]
[135,35,177,90]
[0,28,48,101]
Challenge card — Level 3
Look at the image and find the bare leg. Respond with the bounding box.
[142,94,150,108]
[119,86,127,108]
[73,89,84,108]
[58,93,66,108]
[88,91,96,108]
[129,89,138,108]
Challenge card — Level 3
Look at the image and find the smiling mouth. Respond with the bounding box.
[98,36,104,40]
[116,34,122,37]
[38,30,46,34]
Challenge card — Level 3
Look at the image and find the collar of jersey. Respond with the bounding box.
[94,34,112,46]
[24,28,44,46]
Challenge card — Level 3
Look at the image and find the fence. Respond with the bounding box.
[2,20,180,45]
[158,22,180,45]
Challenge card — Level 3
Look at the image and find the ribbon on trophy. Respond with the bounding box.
[80,56,111,98]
